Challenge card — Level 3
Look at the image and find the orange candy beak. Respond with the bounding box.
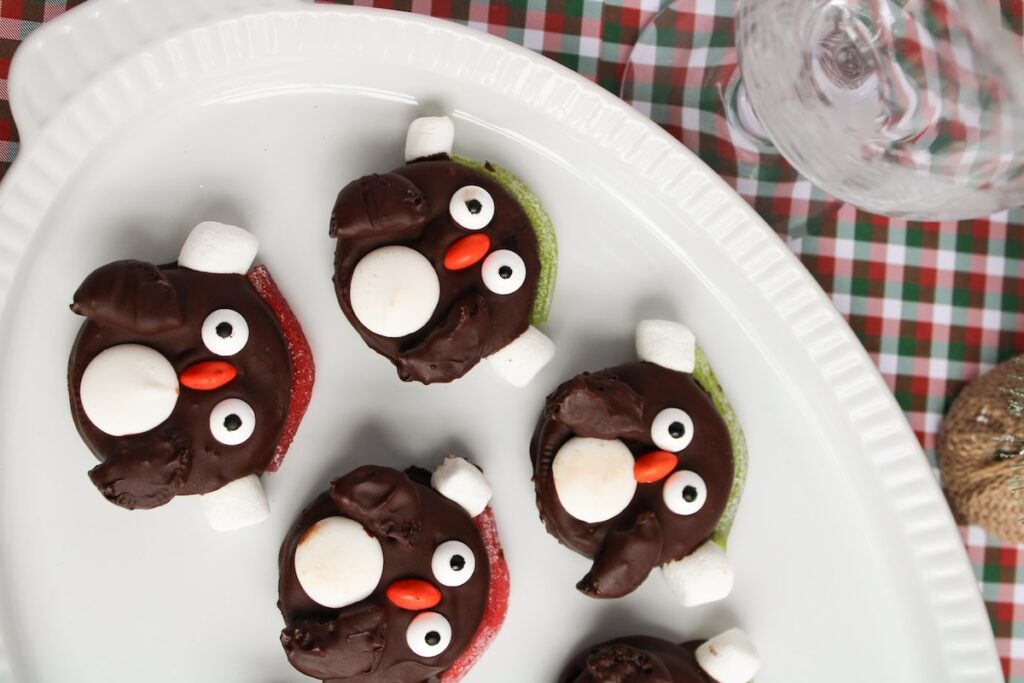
[386,578,442,611]
[179,360,237,391]
[444,233,492,271]
[633,451,679,483]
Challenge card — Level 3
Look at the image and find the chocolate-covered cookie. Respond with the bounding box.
[559,630,760,683]
[330,116,557,386]
[67,222,314,530]
[531,321,748,604]
[278,457,509,683]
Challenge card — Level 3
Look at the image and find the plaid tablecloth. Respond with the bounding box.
[2,0,1023,678]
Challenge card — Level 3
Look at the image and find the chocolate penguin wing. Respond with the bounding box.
[395,292,492,384]
[329,173,431,241]
[576,512,663,599]
[70,260,184,334]
[330,465,423,545]
[86,429,192,510]
[546,373,647,441]
[281,603,386,680]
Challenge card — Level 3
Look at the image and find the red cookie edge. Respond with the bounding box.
[246,265,315,472]
[440,506,510,683]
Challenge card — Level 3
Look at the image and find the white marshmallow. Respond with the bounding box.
[294,516,384,609]
[636,320,696,373]
[405,116,455,161]
[199,474,269,532]
[552,437,637,523]
[349,245,440,338]
[431,455,493,517]
[696,628,760,683]
[178,221,259,275]
[486,325,555,387]
[661,540,735,607]
[79,344,179,436]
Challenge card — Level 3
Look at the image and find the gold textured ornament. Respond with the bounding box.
[938,354,1024,543]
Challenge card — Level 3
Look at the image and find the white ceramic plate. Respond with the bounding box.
[0,1,1001,681]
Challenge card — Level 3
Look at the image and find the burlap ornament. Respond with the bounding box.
[938,354,1024,543]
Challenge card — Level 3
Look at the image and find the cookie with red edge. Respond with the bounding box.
[278,457,508,683]
[67,222,315,531]
[558,631,760,683]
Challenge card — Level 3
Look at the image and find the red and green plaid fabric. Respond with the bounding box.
[2,0,1024,678]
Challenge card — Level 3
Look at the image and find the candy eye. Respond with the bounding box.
[201,309,249,356]
[432,540,476,587]
[651,407,694,453]
[481,250,526,295]
[449,186,494,230]
[209,398,255,445]
[406,612,452,658]
[663,470,707,515]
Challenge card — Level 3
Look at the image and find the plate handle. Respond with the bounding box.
[9,0,308,147]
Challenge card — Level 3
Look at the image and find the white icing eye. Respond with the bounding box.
[406,612,452,658]
[663,470,707,515]
[209,398,255,445]
[651,407,694,452]
[449,185,494,230]
[481,250,526,295]
[202,309,249,356]
[432,540,476,587]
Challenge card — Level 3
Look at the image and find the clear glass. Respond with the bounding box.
[737,0,1024,219]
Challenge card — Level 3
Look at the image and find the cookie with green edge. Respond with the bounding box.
[329,116,558,386]
[530,320,748,606]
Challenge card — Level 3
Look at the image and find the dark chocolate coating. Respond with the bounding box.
[558,636,713,683]
[331,157,540,384]
[531,362,734,598]
[68,261,291,509]
[278,466,490,683]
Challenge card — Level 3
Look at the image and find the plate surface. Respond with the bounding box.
[0,2,1001,682]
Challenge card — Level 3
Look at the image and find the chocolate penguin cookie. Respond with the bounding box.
[68,222,314,530]
[330,116,557,386]
[531,320,748,605]
[278,457,509,683]
[559,630,760,683]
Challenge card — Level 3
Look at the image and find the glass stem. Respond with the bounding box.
[722,72,777,151]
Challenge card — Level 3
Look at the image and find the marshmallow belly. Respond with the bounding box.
[349,246,440,338]
[552,437,637,523]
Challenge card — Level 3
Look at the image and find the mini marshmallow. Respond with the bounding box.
[350,245,440,338]
[695,628,760,683]
[431,455,493,517]
[80,344,179,436]
[636,320,696,374]
[294,516,384,609]
[405,116,455,161]
[199,474,270,532]
[661,539,734,607]
[552,437,637,523]
[178,221,259,275]
[486,325,555,387]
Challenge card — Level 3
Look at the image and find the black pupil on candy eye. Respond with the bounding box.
[669,421,686,439]
[224,414,242,432]
[449,555,466,571]
[425,631,441,646]
[465,199,483,215]
[682,486,698,503]
[498,265,513,279]
[216,322,233,338]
